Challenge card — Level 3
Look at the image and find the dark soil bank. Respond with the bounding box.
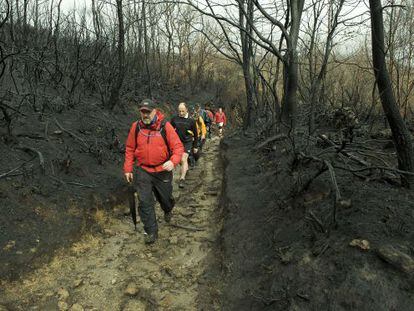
[0,101,132,280]
[218,132,414,310]
[0,91,216,281]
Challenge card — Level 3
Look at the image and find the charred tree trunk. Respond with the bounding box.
[369,0,414,187]
[91,0,101,40]
[142,0,152,97]
[281,0,304,130]
[282,50,299,128]
[239,0,256,129]
[107,0,125,110]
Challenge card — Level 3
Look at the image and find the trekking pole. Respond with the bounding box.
[127,181,137,231]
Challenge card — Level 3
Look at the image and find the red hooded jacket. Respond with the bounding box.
[214,111,227,125]
[123,111,184,173]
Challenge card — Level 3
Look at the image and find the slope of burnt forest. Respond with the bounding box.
[1,137,224,311]
[217,128,414,310]
[0,91,214,281]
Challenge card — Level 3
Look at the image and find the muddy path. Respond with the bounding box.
[0,137,223,311]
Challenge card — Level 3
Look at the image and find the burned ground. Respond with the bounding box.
[218,130,414,310]
[1,99,414,310]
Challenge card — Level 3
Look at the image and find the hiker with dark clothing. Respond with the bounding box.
[205,107,214,138]
[195,103,211,139]
[124,99,184,244]
[170,102,198,188]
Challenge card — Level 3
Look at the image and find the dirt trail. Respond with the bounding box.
[0,137,223,311]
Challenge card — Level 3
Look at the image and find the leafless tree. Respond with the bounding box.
[369,0,414,186]
[107,0,125,109]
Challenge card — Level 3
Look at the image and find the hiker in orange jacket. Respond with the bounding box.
[214,107,227,137]
[192,109,207,163]
[124,99,184,244]
[193,110,207,146]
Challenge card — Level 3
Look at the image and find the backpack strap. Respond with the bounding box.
[134,120,171,157]
[159,119,171,157]
[134,121,140,150]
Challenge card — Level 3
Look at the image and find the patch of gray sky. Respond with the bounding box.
[61,0,89,12]
[182,0,372,57]
[57,0,373,57]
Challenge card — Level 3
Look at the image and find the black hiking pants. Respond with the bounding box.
[135,167,174,235]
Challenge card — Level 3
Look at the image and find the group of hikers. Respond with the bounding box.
[123,99,227,244]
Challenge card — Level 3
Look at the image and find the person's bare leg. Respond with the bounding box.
[180,153,189,180]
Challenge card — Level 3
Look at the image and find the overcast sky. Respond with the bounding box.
[61,0,89,12]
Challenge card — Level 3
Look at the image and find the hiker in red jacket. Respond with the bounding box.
[124,99,184,244]
[214,107,227,137]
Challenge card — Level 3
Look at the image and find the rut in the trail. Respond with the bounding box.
[0,138,223,311]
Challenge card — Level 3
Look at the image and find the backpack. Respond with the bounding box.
[200,109,211,125]
[134,119,171,156]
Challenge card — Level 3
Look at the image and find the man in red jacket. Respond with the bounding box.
[124,99,184,244]
[214,107,227,137]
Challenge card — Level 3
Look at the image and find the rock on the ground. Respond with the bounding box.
[103,229,115,237]
[349,239,370,251]
[124,283,139,296]
[149,271,162,283]
[338,199,352,209]
[58,301,69,311]
[57,288,70,300]
[169,236,178,245]
[122,300,146,311]
[160,294,175,309]
[376,245,414,274]
[73,279,83,288]
[69,303,84,311]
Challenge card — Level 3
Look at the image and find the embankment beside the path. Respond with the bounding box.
[218,131,414,310]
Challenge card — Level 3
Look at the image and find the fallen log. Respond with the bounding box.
[54,118,89,149]
[16,133,46,140]
[0,162,28,179]
[318,134,370,166]
[334,164,414,177]
[44,120,49,141]
[376,245,414,274]
[255,134,288,150]
[16,146,45,174]
[168,223,205,232]
[307,210,326,233]
[298,153,343,228]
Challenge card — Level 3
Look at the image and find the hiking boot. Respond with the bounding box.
[144,232,157,244]
[179,179,185,188]
[189,157,195,168]
[164,211,172,223]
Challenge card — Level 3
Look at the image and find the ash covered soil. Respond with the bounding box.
[1,99,414,310]
[0,99,135,281]
[219,131,414,310]
[1,136,224,310]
